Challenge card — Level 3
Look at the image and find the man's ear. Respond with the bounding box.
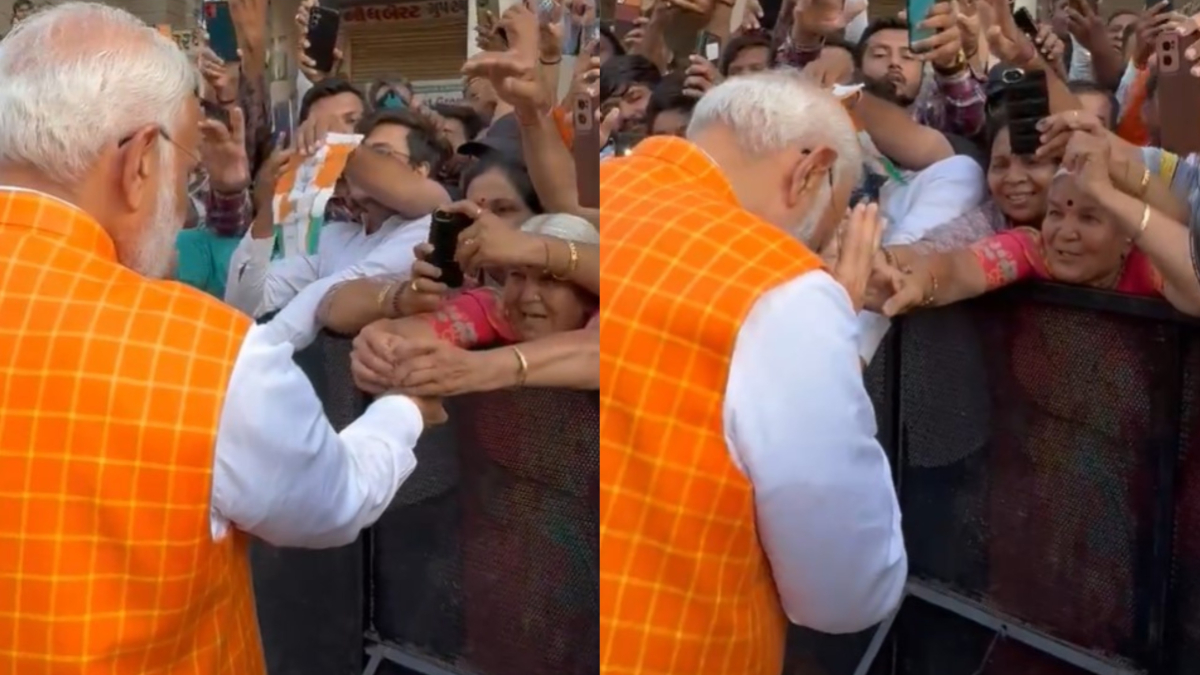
[415,161,431,179]
[117,127,158,212]
[785,146,839,209]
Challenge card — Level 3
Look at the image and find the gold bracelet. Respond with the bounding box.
[921,271,939,307]
[512,346,529,387]
[553,241,579,281]
[376,281,396,314]
[1138,166,1152,199]
[1135,202,1151,241]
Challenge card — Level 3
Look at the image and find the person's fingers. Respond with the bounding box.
[882,282,921,317]
[412,259,444,280]
[197,119,233,144]
[440,200,485,220]
[350,351,393,392]
[918,10,957,29]
[227,106,246,144]
[455,238,482,272]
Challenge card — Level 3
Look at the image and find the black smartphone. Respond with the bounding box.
[1001,68,1050,156]
[428,210,473,289]
[1013,7,1039,40]
[694,30,721,61]
[613,132,645,157]
[305,5,341,75]
[204,1,240,63]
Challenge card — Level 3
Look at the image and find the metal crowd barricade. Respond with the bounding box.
[249,283,1200,675]
[249,332,599,675]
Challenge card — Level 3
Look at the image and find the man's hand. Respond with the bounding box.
[682,54,722,97]
[462,48,548,115]
[1063,0,1108,52]
[251,146,293,224]
[295,0,343,82]
[229,0,268,64]
[501,0,541,61]
[198,47,240,104]
[911,1,964,71]
[199,106,250,192]
[792,0,847,43]
[802,45,855,85]
[984,0,1038,66]
[1132,2,1178,68]
[1033,24,1066,70]
[821,203,886,313]
[476,10,508,51]
[351,319,402,394]
[539,0,566,60]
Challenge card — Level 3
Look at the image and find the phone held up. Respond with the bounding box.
[427,210,474,289]
[1157,30,1200,155]
[204,1,240,63]
[905,0,937,49]
[1000,68,1050,156]
[1012,7,1039,40]
[305,5,342,74]
[695,31,721,62]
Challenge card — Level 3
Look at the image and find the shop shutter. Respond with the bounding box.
[344,15,467,88]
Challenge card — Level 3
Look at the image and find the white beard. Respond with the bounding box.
[128,145,183,279]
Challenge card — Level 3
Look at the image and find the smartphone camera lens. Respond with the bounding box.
[576,113,588,126]
[576,98,588,111]
[1164,54,1174,68]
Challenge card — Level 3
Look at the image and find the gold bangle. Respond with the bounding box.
[553,241,579,281]
[1138,166,1151,198]
[377,281,396,313]
[512,346,529,387]
[1135,202,1151,241]
[921,271,939,307]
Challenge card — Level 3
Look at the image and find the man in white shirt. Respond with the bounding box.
[225,108,449,318]
[600,70,905,674]
[0,5,439,673]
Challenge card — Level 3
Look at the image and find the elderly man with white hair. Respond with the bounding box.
[599,70,907,675]
[0,4,444,673]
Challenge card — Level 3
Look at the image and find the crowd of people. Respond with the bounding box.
[600,0,1200,673]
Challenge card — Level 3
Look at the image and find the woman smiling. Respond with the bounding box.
[879,129,1200,316]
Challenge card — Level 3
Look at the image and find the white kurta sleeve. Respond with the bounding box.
[724,271,907,634]
[224,231,321,318]
[210,323,423,548]
[262,217,432,350]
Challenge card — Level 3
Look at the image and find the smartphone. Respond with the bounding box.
[1158,31,1200,155]
[573,93,600,208]
[695,30,721,62]
[1013,7,1039,40]
[613,132,645,157]
[906,0,937,49]
[1001,68,1050,156]
[305,5,341,75]
[201,99,232,129]
[428,211,474,289]
[204,1,240,63]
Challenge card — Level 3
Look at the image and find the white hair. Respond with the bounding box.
[521,213,600,246]
[0,2,198,186]
[686,69,864,192]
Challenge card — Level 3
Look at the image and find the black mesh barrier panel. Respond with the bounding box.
[896,294,1173,667]
[252,334,370,675]
[370,387,599,675]
[894,600,1092,675]
[1168,333,1200,675]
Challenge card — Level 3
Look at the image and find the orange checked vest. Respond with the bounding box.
[600,137,824,675]
[0,189,264,674]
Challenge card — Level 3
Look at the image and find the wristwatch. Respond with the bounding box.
[933,49,967,75]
